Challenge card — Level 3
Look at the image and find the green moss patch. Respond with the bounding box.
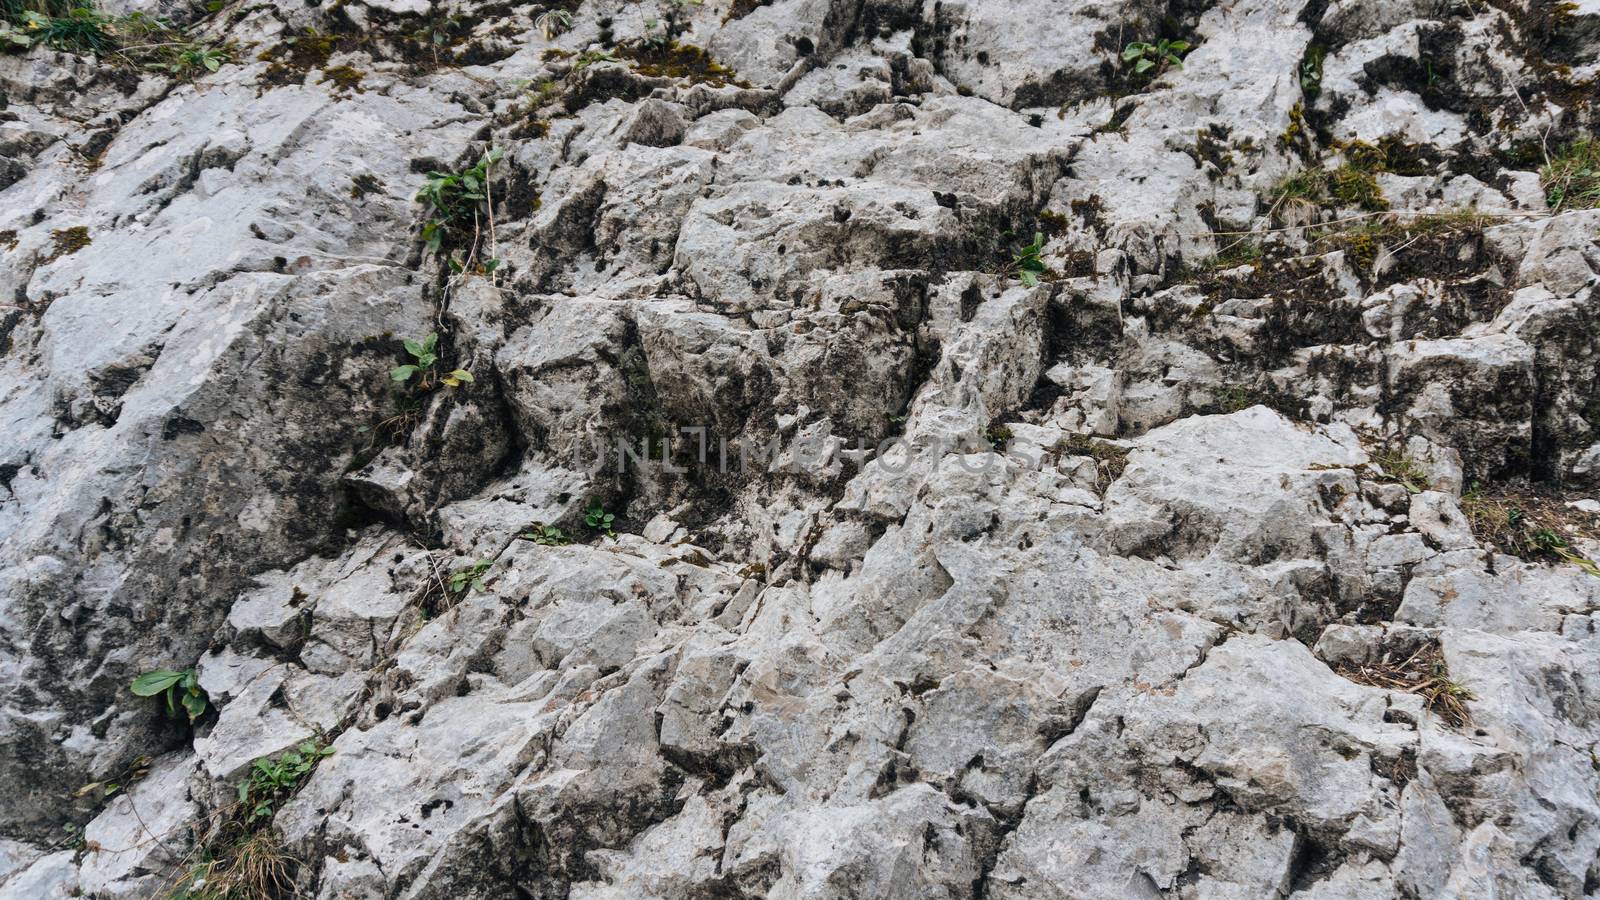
[44,225,90,262]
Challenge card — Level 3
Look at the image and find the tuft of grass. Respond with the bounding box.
[1369,447,1430,494]
[1541,138,1600,212]
[1207,238,1263,270]
[2,3,229,79]
[535,8,571,39]
[171,829,296,900]
[1312,210,1497,273]
[1267,164,1388,221]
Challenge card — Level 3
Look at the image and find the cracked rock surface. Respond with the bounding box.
[2,0,1600,896]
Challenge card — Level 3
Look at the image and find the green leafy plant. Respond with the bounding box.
[0,19,31,47]
[130,668,208,722]
[390,333,473,390]
[1009,231,1046,287]
[521,524,570,546]
[1299,44,1324,98]
[238,740,334,823]
[449,559,492,594]
[572,48,616,71]
[1121,38,1190,76]
[166,42,225,74]
[416,147,502,257]
[584,503,616,537]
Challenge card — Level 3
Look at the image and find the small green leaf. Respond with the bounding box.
[1135,58,1155,73]
[181,691,207,721]
[390,365,420,382]
[403,338,426,359]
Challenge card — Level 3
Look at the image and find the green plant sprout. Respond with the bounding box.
[449,559,492,594]
[130,668,209,722]
[390,333,473,390]
[1011,232,1046,287]
[238,740,334,822]
[1122,38,1190,75]
[584,503,617,537]
[521,524,571,545]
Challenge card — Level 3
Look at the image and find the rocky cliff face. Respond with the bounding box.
[2,0,1599,896]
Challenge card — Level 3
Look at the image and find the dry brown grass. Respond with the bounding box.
[1056,433,1130,492]
[170,829,297,899]
[1461,482,1600,577]
[1339,642,1473,728]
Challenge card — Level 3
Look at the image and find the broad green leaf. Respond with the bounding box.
[130,670,185,697]
[1122,45,1143,60]
[423,333,439,352]
[181,691,207,721]
[1170,40,1190,51]
[390,365,419,382]
[403,338,426,358]
[1135,58,1154,73]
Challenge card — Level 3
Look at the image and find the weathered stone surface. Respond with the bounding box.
[3,0,1600,895]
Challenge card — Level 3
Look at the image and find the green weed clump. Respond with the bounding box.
[1121,38,1191,76]
[416,147,503,271]
[1,1,228,77]
[169,740,335,899]
[129,667,209,722]
[1541,138,1600,211]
